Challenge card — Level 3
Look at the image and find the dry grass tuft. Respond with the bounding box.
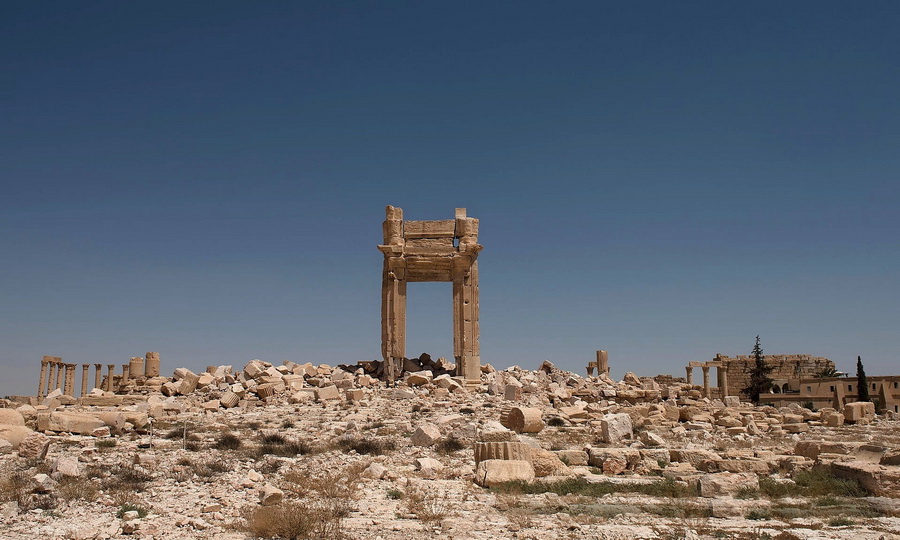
[58,476,100,502]
[405,484,449,522]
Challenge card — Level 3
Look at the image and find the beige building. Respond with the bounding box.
[760,375,900,413]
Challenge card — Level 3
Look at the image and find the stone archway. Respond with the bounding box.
[378,206,482,384]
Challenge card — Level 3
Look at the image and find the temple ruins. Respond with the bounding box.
[35,352,161,397]
[685,353,836,400]
[378,206,482,385]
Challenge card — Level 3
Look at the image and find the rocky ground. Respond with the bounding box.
[1,360,899,540]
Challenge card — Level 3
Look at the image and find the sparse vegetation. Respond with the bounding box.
[335,435,396,455]
[405,484,448,522]
[213,432,242,450]
[435,436,466,455]
[386,488,404,500]
[116,502,149,518]
[758,470,866,498]
[492,477,698,498]
[58,476,100,502]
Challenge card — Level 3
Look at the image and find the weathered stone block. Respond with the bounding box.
[474,459,534,487]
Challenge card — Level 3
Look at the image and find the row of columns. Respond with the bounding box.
[37,352,161,398]
[685,364,729,399]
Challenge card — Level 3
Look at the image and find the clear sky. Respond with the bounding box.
[2,2,898,397]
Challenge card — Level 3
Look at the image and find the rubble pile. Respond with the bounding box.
[1,359,898,540]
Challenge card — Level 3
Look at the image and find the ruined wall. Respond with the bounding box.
[718,354,835,397]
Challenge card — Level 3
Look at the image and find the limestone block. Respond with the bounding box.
[202,400,220,411]
[822,411,845,427]
[0,439,12,454]
[255,384,277,399]
[345,389,364,401]
[243,360,266,379]
[411,425,441,446]
[160,381,180,397]
[197,374,216,387]
[52,456,81,477]
[0,409,26,426]
[415,457,444,478]
[392,388,417,400]
[259,483,283,506]
[406,371,433,386]
[723,396,741,407]
[506,407,544,433]
[843,402,876,424]
[474,459,535,487]
[669,448,720,466]
[48,412,105,435]
[600,413,633,444]
[33,473,57,492]
[316,385,340,401]
[531,448,571,477]
[698,472,759,497]
[556,449,588,466]
[98,412,126,432]
[474,441,532,464]
[288,390,314,404]
[362,462,387,479]
[177,370,200,395]
[504,385,522,401]
[17,431,50,460]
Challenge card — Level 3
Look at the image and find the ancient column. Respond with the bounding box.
[685,366,693,386]
[121,363,130,385]
[94,364,103,391]
[106,364,116,391]
[38,357,50,398]
[54,360,64,392]
[63,363,76,396]
[452,208,481,384]
[702,366,711,398]
[46,360,57,395]
[81,364,90,396]
[129,356,144,381]
[720,366,729,398]
[596,350,609,376]
[380,206,406,383]
[145,352,160,377]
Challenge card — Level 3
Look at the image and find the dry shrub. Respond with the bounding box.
[435,437,466,455]
[58,476,100,502]
[213,432,242,450]
[405,484,448,522]
[335,435,395,456]
[243,502,345,539]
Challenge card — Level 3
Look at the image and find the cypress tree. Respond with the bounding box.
[856,356,870,402]
[741,335,774,405]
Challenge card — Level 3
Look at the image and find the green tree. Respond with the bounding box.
[741,335,774,405]
[856,356,870,402]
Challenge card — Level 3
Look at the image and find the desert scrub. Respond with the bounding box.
[243,502,345,540]
[435,436,466,455]
[405,484,448,522]
[117,502,149,518]
[95,439,117,451]
[213,432,242,450]
[58,476,100,502]
[335,435,396,456]
[386,488,404,500]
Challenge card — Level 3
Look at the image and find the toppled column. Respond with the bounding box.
[38,357,50,398]
[145,351,160,377]
[81,364,90,396]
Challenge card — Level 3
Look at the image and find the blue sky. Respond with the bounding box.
[2,2,898,397]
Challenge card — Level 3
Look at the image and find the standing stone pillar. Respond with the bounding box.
[46,360,57,395]
[121,363,130,386]
[720,366,729,398]
[63,364,76,396]
[129,356,144,381]
[685,366,693,386]
[81,364,90,396]
[144,352,160,377]
[106,364,116,391]
[380,206,406,384]
[94,364,103,391]
[38,357,50,398]
[702,366,711,398]
[595,350,609,377]
[54,360,64,392]
[452,258,480,383]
